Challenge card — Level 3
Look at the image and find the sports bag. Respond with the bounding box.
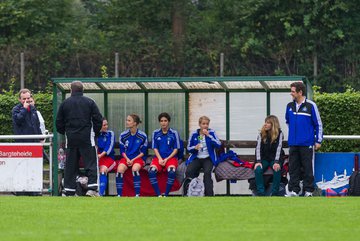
[187,177,205,197]
[348,171,360,196]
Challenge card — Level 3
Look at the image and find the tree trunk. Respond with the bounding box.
[172,1,186,75]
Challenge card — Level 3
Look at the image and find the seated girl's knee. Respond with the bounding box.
[203,169,212,176]
[254,166,263,174]
[167,166,176,173]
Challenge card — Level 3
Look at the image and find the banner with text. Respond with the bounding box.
[0,144,43,192]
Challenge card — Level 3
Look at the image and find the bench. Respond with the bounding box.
[216,140,289,195]
[105,140,288,196]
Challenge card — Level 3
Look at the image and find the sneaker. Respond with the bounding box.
[62,192,75,197]
[326,188,338,197]
[85,190,100,197]
[269,192,281,197]
[304,191,313,197]
[339,188,348,197]
[285,191,299,197]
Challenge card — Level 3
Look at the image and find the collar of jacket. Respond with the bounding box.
[71,92,83,97]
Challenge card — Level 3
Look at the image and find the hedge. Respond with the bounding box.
[314,88,360,152]
[1,88,359,151]
[0,90,52,137]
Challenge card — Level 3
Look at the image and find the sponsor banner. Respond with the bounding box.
[0,145,43,192]
[0,145,43,158]
[315,153,355,192]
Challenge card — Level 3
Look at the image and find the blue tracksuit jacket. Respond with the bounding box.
[285,99,323,146]
[186,128,221,166]
[97,130,115,160]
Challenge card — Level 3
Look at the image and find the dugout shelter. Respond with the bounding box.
[51,76,311,196]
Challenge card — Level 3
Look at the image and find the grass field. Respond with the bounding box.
[0,196,359,241]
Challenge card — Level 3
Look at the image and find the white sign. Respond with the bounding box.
[0,144,43,192]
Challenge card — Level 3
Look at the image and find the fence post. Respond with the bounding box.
[220,53,224,77]
[20,52,25,89]
[115,52,119,77]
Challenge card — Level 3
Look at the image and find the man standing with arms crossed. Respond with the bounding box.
[56,81,103,197]
[285,82,323,197]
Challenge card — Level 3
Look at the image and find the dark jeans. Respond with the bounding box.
[254,160,282,195]
[64,146,98,195]
[288,146,315,193]
[185,157,214,196]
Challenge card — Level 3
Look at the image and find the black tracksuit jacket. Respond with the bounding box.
[56,92,103,148]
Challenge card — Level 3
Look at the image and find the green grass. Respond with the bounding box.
[0,196,359,241]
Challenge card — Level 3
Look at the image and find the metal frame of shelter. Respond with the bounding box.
[51,76,310,196]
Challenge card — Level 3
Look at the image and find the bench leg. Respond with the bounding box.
[226,180,231,195]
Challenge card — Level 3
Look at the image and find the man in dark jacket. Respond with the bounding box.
[11,89,42,196]
[12,89,42,142]
[56,81,103,197]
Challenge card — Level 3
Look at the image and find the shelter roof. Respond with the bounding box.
[52,76,307,92]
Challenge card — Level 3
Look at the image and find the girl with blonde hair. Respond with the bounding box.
[254,115,284,196]
[184,116,221,196]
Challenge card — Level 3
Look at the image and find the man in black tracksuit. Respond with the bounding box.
[56,81,103,196]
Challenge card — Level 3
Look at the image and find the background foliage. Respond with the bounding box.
[314,87,360,152]
[0,85,52,137]
[0,0,359,93]
[1,86,359,152]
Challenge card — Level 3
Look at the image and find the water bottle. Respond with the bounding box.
[197,136,203,152]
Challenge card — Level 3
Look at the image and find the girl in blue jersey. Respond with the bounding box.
[115,114,148,197]
[97,118,116,196]
[149,112,181,197]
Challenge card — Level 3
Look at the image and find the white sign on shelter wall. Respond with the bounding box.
[189,93,226,140]
[0,144,43,192]
[188,92,292,143]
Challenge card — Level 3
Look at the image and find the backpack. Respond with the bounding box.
[348,171,360,196]
[187,177,205,197]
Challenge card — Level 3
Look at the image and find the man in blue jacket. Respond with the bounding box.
[285,82,323,197]
[12,89,42,142]
[12,89,42,196]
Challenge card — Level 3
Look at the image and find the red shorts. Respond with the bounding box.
[150,157,178,172]
[117,158,145,168]
[98,156,116,172]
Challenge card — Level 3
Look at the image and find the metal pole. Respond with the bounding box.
[20,52,24,89]
[221,52,230,195]
[323,135,360,140]
[52,83,59,196]
[115,52,119,77]
[220,53,224,77]
[313,53,318,85]
[49,137,53,194]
